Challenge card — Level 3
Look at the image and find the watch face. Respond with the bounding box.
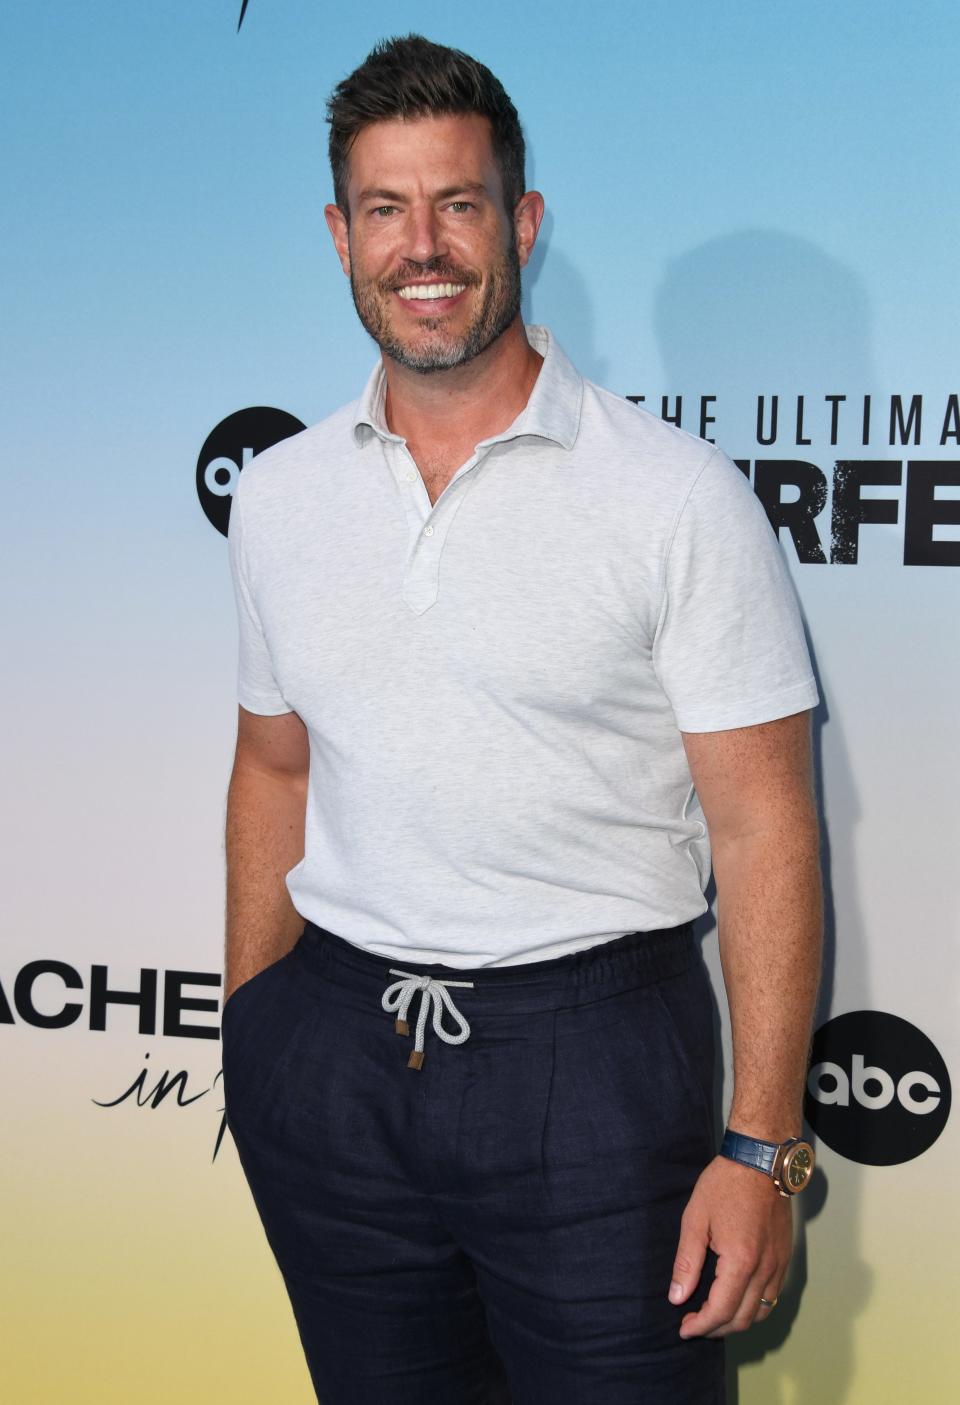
[782,1142,814,1191]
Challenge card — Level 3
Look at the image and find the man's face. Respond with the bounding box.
[325,113,528,374]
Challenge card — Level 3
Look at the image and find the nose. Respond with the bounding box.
[402,202,450,266]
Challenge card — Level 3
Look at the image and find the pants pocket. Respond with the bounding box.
[222,956,318,1134]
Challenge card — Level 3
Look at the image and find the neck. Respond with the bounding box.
[382,317,543,450]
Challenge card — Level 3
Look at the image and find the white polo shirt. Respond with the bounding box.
[227,325,818,967]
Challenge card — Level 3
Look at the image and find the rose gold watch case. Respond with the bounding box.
[772,1139,815,1196]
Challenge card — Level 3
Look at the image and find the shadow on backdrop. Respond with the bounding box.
[656,230,876,1403]
[654,228,874,401]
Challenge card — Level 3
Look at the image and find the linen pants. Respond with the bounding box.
[222,919,725,1403]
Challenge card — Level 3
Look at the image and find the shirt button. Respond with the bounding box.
[424,524,435,537]
[404,472,417,483]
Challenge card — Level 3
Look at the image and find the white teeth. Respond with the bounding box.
[397,283,466,300]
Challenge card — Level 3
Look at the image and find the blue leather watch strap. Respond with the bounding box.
[720,1128,778,1175]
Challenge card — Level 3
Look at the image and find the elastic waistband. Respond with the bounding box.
[291,919,697,1010]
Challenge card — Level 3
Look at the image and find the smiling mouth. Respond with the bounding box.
[396,283,467,301]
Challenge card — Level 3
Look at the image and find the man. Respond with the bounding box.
[222,33,822,1405]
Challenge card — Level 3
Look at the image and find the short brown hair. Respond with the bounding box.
[326,34,526,219]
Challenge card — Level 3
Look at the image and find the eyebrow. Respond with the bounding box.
[356,182,489,204]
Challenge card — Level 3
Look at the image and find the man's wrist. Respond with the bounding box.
[725,1107,804,1145]
[720,1126,815,1196]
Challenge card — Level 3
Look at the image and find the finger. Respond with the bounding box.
[678,1255,755,1338]
[700,1265,772,1338]
[668,1210,708,1306]
[703,1257,788,1339]
[745,1258,787,1330]
[753,1277,784,1324]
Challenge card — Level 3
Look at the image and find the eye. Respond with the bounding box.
[371,205,397,218]
[448,201,475,214]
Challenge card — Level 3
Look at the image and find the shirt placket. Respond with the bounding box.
[385,440,493,616]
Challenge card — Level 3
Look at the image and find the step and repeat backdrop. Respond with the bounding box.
[3,2,957,1401]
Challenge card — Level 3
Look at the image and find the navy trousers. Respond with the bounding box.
[222,920,725,1403]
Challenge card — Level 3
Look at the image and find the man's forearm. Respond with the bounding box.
[670,713,821,1337]
[713,810,823,1142]
[224,761,308,1000]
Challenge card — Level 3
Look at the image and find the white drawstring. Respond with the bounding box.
[381,968,474,1069]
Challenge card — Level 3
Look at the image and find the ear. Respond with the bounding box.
[324,203,352,277]
[513,191,545,270]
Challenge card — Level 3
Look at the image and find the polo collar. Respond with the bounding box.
[351,324,583,451]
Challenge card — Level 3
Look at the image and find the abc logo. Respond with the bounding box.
[196,407,306,536]
[805,1010,951,1166]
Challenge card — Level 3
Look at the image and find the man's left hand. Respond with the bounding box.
[668,1155,792,1337]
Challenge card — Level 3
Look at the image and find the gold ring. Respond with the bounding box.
[759,1296,778,1309]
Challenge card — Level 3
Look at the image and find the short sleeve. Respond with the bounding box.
[226,484,292,716]
[652,448,819,732]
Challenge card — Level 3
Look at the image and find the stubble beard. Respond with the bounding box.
[349,239,522,374]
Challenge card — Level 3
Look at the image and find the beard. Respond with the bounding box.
[349,240,522,374]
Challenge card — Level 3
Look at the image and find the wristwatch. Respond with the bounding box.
[720,1128,815,1197]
